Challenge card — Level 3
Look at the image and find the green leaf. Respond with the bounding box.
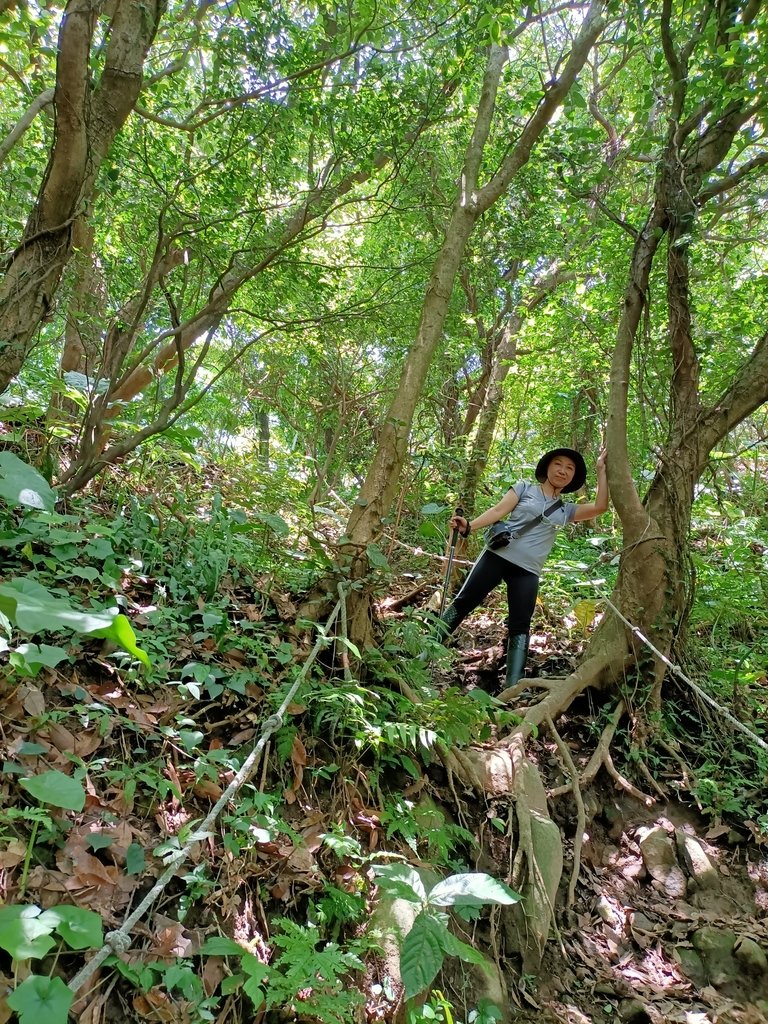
[202,935,246,956]
[241,953,269,983]
[0,453,56,511]
[427,872,520,908]
[420,503,447,516]
[418,521,443,540]
[243,977,266,1010]
[7,974,74,1023]
[435,925,489,968]
[86,833,114,851]
[37,906,103,950]
[20,770,86,811]
[17,742,47,755]
[255,511,290,536]
[471,998,504,1024]
[400,912,444,1000]
[0,579,150,667]
[125,843,146,875]
[241,953,268,1009]
[337,636,361,659]
[366,543,390,569]
[0,918,56,960]
[0,905,42,923]
[89,612,151,668]
[12,643,70,671]
[372,863,426,903]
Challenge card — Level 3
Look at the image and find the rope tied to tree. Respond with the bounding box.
[600,593,768,756]
[556,537,766,757]
[66,592,346,995]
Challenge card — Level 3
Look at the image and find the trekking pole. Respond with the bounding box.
[438,505,464,618]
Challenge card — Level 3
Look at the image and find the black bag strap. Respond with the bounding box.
[508,498,564,541]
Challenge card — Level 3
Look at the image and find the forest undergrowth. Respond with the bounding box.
[0,451,767,1024]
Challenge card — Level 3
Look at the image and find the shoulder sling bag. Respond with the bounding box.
[485,495,564,550]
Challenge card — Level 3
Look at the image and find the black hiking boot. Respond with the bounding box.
[504,632,529,689]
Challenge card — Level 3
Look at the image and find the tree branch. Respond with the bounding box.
[697,152,768,204]
[479,0,606,211]
[0,88,54,169]
[697,329,768,465]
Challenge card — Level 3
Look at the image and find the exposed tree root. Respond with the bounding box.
[499,652,613,733]
[549,699,625,797]
[379,642,645,973]
[441,649,640,971]
[544,713,585,908]
[379,581,432,612]
[634,754,669,798]
[603,751,654,807]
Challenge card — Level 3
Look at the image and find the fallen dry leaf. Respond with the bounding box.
[78,992,108,1024]
[193,779,224,800]
[0,839,26,868]
[290,734,307,792]
[44,722,76,753]
[19,683,45,718]
[133,988,191,1024]
[149,920,193,962]
[202,955,226,997]
[286,843,316,873]
[75,730,107,757]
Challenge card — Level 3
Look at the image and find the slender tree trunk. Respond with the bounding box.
[258,410,270,470]
[461,264,577,513]
[47,217,107,430]
[461,317,520,515]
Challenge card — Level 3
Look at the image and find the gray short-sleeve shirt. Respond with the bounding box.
[486,481,576,576]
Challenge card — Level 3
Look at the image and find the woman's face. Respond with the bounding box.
[547,455,576,489]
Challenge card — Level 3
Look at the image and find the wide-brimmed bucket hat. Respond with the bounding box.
[535,448,586,493]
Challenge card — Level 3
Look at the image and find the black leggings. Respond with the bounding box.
[451,550,539,634]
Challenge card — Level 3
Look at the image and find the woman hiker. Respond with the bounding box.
[438,447,609,690]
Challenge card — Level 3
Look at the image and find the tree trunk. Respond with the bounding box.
[460,317,520,515]
[461,264,576,514]
[258,409,270,470]
[46,216,107,431]
[0,0,165,393]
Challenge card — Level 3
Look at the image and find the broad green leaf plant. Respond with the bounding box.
[372,864,519,1002]
[0,904,103,1024]
[0,455,149,668]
